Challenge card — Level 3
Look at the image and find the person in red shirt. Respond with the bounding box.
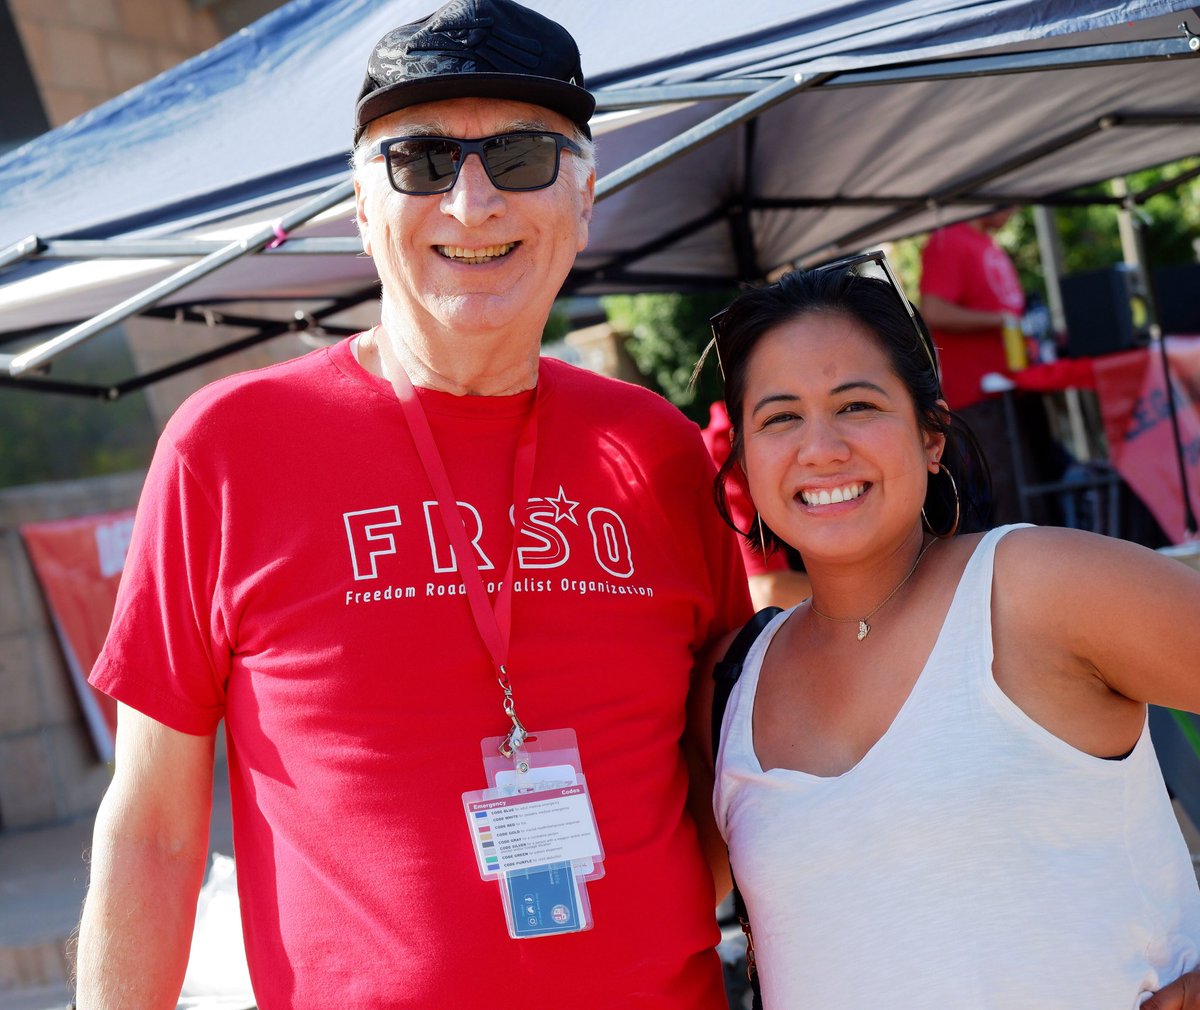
[74,3,751,1007]
[919,209,1024,412]
[920,210,1058,525]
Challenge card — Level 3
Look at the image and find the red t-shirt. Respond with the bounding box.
[920,222,1025,409]
[91,339,751,1009]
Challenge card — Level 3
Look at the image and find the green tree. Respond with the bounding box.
[601,289,736,423]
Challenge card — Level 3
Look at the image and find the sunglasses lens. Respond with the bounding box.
[482,134,560,191]
[385,139,463,194]
[383,134,563,194]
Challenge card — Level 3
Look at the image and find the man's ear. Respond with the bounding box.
[354,176,373,257]
[574,167,596,254]
[581,168,596,224]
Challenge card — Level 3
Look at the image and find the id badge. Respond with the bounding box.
[502,860,587,938]
[462,728,605,939]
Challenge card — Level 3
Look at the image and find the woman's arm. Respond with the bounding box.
[994,527,1200,754]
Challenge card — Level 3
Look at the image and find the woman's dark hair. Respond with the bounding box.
[711,262,992,555]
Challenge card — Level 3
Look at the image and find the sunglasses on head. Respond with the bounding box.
[708,249,940,389]
[372,131,582,195]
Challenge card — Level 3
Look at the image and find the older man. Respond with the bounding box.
[75,2,750,1007]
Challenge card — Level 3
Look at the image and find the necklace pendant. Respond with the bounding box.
[857,619,870,641]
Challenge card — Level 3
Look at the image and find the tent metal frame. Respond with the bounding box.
[1,24,1198,396]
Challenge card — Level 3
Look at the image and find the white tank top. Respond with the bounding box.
[714,525,1200,1009]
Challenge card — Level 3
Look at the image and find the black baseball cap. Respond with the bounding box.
[354,0,595,143]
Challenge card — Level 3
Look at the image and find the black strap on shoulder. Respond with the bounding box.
[711,606,782,762]
[711,606,781,1010]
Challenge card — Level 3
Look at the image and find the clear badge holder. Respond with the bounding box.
[462,728,605,939]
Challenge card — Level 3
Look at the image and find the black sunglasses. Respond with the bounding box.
[708,249,940,389]
[372,131,582,195]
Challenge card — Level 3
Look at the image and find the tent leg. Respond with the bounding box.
[1116,177,1199,537]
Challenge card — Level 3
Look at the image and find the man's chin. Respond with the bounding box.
[420,292,545,340]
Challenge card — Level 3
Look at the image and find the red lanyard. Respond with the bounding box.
[388,338,539,757]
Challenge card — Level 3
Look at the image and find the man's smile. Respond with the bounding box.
[435,242,518,264]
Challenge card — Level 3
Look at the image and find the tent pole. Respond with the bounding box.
[0,235,44,273]
[6,178,354,379]
[1112,177,1142,270]
[1117,180,1198,537]
[824,117,1111,254]
[592,32,1199,111]
[594,72,833,202]
[824,112,1199,256]
[583,206,730,282]
[1133,161,1200,204]
[35,237,362,259]
[114,293,370,397]
[1032,206,1068,337]
[730,120,761,282]
[1032,205,1090,461]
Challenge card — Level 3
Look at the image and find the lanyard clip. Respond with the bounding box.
[496,664,527,760]
[499,712,528,760]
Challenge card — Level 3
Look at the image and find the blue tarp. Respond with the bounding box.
[1,1,1196,245]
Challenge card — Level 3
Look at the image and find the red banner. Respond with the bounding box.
[1093,337,1200,545]
[20,510,134,761]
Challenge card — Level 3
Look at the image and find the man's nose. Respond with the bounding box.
[440,153,505,224]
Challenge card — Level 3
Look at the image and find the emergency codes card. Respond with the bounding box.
[464,780,602,876]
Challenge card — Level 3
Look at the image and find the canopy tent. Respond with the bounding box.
[1,0,1199,397]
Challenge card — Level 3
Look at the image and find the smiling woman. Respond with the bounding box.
[711,255,987,561]
[693,254,1200,1010]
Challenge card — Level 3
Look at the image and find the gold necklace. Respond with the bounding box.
[807,537,937,642]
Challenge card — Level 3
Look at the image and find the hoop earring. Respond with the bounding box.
[922,463,961,539]
[757,513,768,555]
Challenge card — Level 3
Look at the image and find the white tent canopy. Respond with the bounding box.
[1,0,1198,395]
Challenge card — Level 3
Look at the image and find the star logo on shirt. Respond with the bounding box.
[545,485,580,524]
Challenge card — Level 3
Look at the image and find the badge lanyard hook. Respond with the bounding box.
[496,665,527,759]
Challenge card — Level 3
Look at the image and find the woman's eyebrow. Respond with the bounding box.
[830,380,889,396]
[750,392,800,414]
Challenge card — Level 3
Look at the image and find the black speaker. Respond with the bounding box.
[1151,263,1200,336]
[1060,264,1149,358]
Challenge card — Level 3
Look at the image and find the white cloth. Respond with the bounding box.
[715,525,1200,1009]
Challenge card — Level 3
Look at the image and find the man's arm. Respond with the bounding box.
[77,703,216,1010]
[919,293,1015,334]
[684,631,739,905]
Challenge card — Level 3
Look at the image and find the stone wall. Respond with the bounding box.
[0,471,144,829]
[8,0,222,128]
